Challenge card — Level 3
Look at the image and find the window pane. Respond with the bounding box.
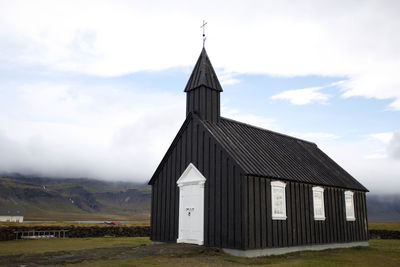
[345,194,354,218]
[313,191,323,217]
[273,187,284,215]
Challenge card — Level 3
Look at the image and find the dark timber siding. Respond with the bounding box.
[243,175,369,249]
[186,86,220,122]
[150,116,244,249]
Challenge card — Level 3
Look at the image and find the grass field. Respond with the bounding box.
[1,237,399,266]
[2,220,398,230]
[369,222,400,231]
[0,237,150,256]
[0,220,150,228]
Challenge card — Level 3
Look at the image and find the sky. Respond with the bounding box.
[0,0,399,194]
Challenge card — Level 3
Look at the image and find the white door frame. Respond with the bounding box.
[176,163,206,245]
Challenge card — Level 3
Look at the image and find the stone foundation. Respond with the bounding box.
[223,241,369,258]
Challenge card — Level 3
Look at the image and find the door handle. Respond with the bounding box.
[186,207,194,216]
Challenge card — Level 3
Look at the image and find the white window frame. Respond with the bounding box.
[312,186,326,220]
[345,191,356,221]
[271,181,287,220]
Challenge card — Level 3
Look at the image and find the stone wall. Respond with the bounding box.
[369,230,400,239]
[1,227,399,241]
[0,226,150,241]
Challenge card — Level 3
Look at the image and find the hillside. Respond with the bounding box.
[367,194,400,222]
[1,174,399,222]
[0,174,151,220]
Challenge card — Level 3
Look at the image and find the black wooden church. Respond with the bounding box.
[148,48,369,256]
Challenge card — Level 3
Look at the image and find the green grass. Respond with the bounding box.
[0,237,150,256]
[369,222,400,231]
[68,239,400,267]
[0,220,150,228]
[1,238,400,266]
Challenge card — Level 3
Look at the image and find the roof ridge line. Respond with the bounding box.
[219,116,317,146]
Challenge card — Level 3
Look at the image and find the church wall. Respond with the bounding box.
[150,117,245,249]
[243,175,369,249]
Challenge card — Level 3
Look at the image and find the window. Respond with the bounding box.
[271,181,287,220]
[312,186,325,220]
[345,191,355,221]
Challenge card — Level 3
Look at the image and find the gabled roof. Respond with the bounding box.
[148,112,244,185]
[184,48,223,92]
[201,117,368,192]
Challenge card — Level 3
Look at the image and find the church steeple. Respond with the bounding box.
[185,48,222,122]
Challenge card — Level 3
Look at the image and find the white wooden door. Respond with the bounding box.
[177,163,205,245]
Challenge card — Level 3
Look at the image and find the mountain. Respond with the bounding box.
[1,174,399,222]
[0,174,151,220]
[367,194,400,222]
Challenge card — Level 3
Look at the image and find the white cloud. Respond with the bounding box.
[222,106,278,130]
[0,82,186,181]
[291,132,340,142]
[0,1,400,108]
[218,72,240,86]
[318,137,400,194]
[271,86,330,105]
[0,81,278,182]
[368,131,400,159]
[370,132,393,144]
[340,66,400,110]
[388,131,400,159]
[364,151,387,159]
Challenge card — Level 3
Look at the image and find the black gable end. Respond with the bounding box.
[149,113,246,248]
[148,113,244,185]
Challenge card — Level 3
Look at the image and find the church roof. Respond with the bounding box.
[150,47,367,192]
[184,48,223,92]
[201,117,368,191]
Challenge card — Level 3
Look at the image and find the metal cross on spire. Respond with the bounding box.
[200,20,207,47]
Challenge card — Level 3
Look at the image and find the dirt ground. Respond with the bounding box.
[0,243,221,266]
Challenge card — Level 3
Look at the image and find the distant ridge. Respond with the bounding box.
[0,174,150,220]
[367,194,400,222]
[1,173,398,222]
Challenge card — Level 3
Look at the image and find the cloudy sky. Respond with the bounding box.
[0,0,399,194]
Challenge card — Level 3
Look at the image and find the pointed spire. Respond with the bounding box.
[184,48,223,92]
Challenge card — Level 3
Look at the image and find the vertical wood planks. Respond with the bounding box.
[242,175,249,249]
[215,147,222,247]
[149,116,369,248]
[260,178,267,248]
[248,176,255,249]
[221,154,228,247]
[234,168,242,249]
[228,159,235,247]
[209,142,216,246]
[254,176,261,248]
[286,181,292,247]
[266,178,272,247]
[240,177,368,250]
